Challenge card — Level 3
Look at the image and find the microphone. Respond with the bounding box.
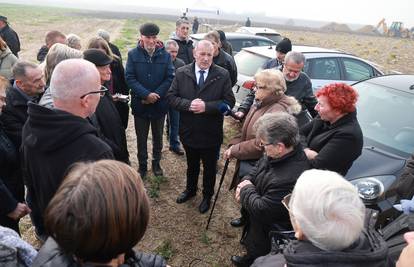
[218,102,241,121]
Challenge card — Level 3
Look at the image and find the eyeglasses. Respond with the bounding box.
[281,193,292,211]
[259,140,273,147]
[80,86,108,99]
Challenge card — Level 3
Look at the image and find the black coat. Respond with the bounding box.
[0,24,20,57]
[21,103,113,229]
[213,49,237,87]
[110,57,130,129]
[172,38,194,64]
[252,230,391,267]
[240,145,310,259]
[0,85,32,149]
[166,63,235,148]
[93,92,129,164]
[300,111,363,176]
[109,42,122,63]
[32,237,167,267]
[0,124,24,232]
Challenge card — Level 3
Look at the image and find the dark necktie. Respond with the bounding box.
[198,70,205,88]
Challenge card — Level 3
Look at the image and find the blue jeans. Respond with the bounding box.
[168,108,181,150]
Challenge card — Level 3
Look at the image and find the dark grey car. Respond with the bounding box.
[346,74,414,202]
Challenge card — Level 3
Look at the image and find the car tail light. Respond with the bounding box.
[242,80,255,90]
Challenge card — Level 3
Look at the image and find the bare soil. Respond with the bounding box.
[9,8,414,267]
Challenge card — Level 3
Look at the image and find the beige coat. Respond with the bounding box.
[0,47,17,80]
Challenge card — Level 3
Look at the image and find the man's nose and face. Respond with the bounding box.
[19,67,45,96]
[276,51,286,63]
[141,35,157,52]
[283,60,303,82]
[194,42,213,70]
[166,45,178,61]
[176,23,190,40]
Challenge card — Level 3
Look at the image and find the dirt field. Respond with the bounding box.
[3,3,414,267]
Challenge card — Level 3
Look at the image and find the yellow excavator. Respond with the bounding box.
[375,18,412,38]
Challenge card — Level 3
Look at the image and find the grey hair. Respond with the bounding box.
[195,39,214,50]
[165,39,179,49]
[44,43,83,84]
[97,29,110,42]
[290,169,365,251]
[284,51,306,65]
[254,112,299,147]
[66,33,81,49]
[254,69,286,96]
[176,18,190,27]
[204,31,220,45]
[12,61,39,80]
[50,59,99,100]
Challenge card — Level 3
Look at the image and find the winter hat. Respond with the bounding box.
[83,48,112,67]
[0,16,7,23]
[139,23,160,36]
[276,38,292,54]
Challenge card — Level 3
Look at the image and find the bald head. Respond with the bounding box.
[50,59,100,100]
[50,59,101,118]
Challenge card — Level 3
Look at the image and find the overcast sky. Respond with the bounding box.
[3,0,413,27]
[106,0,413,26]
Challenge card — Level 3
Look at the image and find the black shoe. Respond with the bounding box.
[152,161,163,176]
[176,190,196,204]
[230,217,246,227]
[198,197,211,214]
[231,255,251,267]
[169,147,184,156]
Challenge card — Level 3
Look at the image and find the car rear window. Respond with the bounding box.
[235,50,269,76]
[256,33,283,43]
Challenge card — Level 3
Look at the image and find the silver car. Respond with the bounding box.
[233,45,384,106]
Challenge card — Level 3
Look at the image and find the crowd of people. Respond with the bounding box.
[0,13,413,267]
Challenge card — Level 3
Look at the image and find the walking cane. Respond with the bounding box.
[206,158,230,230]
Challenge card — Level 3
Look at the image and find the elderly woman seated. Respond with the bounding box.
[300,83,363,175]
[252,169,391,267]
[231,112,310,267]
[32,160,168,267]
[225,69,301,228]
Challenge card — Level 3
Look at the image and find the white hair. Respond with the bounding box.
[290,169,365,251]
[50,58,99,100]
[66,33,81,49]
[97,29,110,42]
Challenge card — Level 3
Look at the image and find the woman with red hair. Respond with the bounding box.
[300,83,363,175]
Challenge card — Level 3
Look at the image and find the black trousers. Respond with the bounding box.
[183,145,219,198]
[134,115,165,171]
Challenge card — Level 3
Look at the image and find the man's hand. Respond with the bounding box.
[235,180,253,202]
[7,203,31,220]
[189,98,206,113]
[304,148,318,160]
[145,93,160,104]
[223,146,233,160]
[234,111,245,120]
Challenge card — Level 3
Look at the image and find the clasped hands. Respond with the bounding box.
[142,92,160,104]
[189,98,206,113]
[235,180,253,202]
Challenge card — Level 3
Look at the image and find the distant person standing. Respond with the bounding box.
[125,23,174,178]
[0,16,20,57]
[165,39,185,156]
[192,17,199,34]
[262,37,292,70]
[245,17,251,27]
[172,19,193,64]
[36,30,66,63]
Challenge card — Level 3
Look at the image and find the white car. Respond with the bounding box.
[233,45,384,106]
[235,27,283,43]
